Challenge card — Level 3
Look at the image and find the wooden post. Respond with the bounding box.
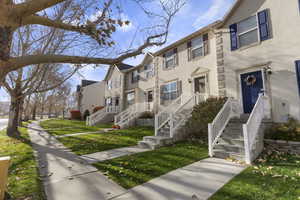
[0,156,10,200]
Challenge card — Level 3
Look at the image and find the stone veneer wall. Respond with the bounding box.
[265,139,300,154]
[215,31,226,97]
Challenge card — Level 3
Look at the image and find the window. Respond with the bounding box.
[131,70,139,83]
[296,61,300,96]
[162,81,178,101]
[164,49,177,69]
[237,15,259,48]
[230,9,270,50]
[126,92,135,105]
[107,80,112,90]
[106,98,112,106]
[115,97,119,106]
[144,64,154,78]
[191,37,204,58]
[147,91,153,102]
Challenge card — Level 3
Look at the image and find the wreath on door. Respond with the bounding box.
[244,75,257,86]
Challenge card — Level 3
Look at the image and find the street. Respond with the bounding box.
[0,118,8,130]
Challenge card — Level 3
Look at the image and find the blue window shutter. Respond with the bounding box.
[296,61,300,96]
[258,9,270,41]
[229,24,238,51]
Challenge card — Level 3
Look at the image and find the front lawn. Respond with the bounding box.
[40,119,112,136]
[210,148,300,200]
[0,128,44,199]
[93,141,208,189]
[57,126,154,155]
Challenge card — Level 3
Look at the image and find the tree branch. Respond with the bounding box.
[13,0,65,17]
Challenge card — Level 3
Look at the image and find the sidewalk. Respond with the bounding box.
[112,158,246,200]
[28,121,126,200]
[81,146,150,164]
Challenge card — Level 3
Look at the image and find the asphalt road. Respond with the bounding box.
[0,118,8,130]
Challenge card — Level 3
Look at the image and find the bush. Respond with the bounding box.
[184,97,227,143]
[70,110,81,120]
[265,118,300,142]
[139,111,154,119]
[93,106,104,113]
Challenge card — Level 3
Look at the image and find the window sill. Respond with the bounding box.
[189,55,207,62]
[237,41,261,52]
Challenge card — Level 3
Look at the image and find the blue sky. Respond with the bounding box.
[0,0,235,102]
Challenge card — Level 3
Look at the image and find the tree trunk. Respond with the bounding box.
[18,98,24,125]
[7,96,22,137]
[32,102,37,120]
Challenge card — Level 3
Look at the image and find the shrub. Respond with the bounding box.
[70,110,81,120]
[139,111,154,119]
[184,97,227,143]
[265,118,300,142]
[93,106,104,113]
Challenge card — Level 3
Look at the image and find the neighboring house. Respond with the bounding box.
[216,0,300,122]
[87,0,300,163]
[77,80,105,119]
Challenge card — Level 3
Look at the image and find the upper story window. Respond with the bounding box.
[187,33,209,61]
[131,70,139,83]
[191,37,204,58]
[230,9,270,51]
[163,48,178,69]
[126,92,135,105]
[144,64,154,78]
[107,80,112,90]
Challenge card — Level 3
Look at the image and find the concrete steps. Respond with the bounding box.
[138,136,173,150]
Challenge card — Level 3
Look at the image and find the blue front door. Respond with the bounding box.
[241,71,264,113]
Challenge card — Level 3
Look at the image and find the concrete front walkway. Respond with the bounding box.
[28,122,126,200]
[81,146,150,164]
[112,158,246,200]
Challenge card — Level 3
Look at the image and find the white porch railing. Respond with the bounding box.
[155,96,182,136]
[208,98,241,157]
[170,94,208,138]
[114,103,147,128]
[243,93,270,164]
[87,106,120,126]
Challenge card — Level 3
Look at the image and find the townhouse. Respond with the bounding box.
[87,0,300,156]
[76,80,105,119]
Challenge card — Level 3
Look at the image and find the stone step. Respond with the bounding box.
[213,150,245,161]
[143,136,171,144]
[214,143,245,153]
[138,141,159,150]
[223,129,244,137]
[217,137,244,146]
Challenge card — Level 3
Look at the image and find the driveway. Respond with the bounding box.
[0,118,8,130]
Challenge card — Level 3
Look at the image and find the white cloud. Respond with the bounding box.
[89,10,103,22]
[193,0,232,28]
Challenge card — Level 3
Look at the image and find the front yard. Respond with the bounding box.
[94,141,208,189]
[58,126,154,155]
[210,149,300,200]
[0,128,44,199]
[40,119,154,155]
[40,119,112,136]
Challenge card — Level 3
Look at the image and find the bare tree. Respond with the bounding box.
[3,18,78,137]
[0,0,185,83]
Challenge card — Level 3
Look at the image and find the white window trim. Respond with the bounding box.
[163,81,178,100]
[191,36,204,58]
[165,51,176,69]
[236,15,260,48]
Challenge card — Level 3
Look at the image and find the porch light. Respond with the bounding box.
[188,78,192,83]
[263,66,272,75]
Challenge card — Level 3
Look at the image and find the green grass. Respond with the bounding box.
[210,149,300,200]
[0,128,44,199]
[93,141,208,189]
[40,119,112,136]
[57,126,154,155]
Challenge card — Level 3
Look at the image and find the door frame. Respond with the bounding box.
[239,69,266,113]
[192,73,209,95]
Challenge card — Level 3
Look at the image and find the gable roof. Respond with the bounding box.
[217,0,242,27]
[154,20,222,56]
[104,63,134,81]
